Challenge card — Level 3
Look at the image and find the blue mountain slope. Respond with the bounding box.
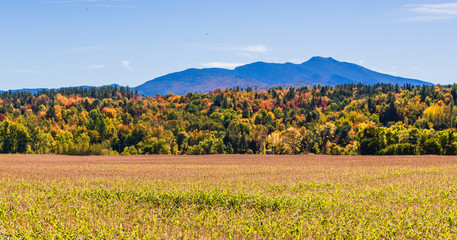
[135,56,432,96]
[2,57,430,96]
[135,68,269,96]
[0,84,121,94]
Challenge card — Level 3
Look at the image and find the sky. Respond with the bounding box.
[1,0,457,90]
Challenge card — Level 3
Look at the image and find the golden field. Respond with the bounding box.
[0,154,456,239]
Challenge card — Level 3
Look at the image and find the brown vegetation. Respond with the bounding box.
[1,154,456,180]
[1,155,457,238]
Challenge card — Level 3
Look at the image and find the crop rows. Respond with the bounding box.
[0,155,456,239]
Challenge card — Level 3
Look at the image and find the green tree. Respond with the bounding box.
[437,130,457,155]
[380,93,399,125]
[357,125,386,155]
[0,120,30,153]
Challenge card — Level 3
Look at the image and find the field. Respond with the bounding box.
[0,155,457,239]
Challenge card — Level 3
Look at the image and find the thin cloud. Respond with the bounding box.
[208,44,269,56]
[122,60,133,70]
[200,62,246,69]
[88,64,106,69]
[403,2,457,21]
[409,3,457,15]
[238,45,268,53]
[236,52,253,57]
[402,15,454,22]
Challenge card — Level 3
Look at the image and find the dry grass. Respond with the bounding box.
[0,154,456,239]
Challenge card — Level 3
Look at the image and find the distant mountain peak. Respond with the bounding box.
[135,57,432,96]
[308,56,336,61]
[304,56,339,64]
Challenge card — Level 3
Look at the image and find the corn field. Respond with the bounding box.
[0,154,456,239]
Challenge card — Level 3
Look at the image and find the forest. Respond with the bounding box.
[0,83,456,155]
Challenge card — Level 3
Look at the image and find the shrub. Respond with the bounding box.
[380,143,417,155]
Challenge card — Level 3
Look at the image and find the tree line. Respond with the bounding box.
[0,83,456,155]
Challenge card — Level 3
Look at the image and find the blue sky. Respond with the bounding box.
[1,0,456,90]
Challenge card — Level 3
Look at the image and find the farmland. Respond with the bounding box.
[0,155,457,239]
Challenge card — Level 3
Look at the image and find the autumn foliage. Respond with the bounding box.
[1,83,457,155]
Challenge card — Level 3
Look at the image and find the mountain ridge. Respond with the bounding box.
[0,84,121,95]
[1,57,433,95]
[135,56,432,96]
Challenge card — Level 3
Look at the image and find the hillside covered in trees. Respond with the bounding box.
[1,83,457,155]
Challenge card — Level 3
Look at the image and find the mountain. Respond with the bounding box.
[135,57,432,96]
[1,57,432,96]
[0,84,121,95]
